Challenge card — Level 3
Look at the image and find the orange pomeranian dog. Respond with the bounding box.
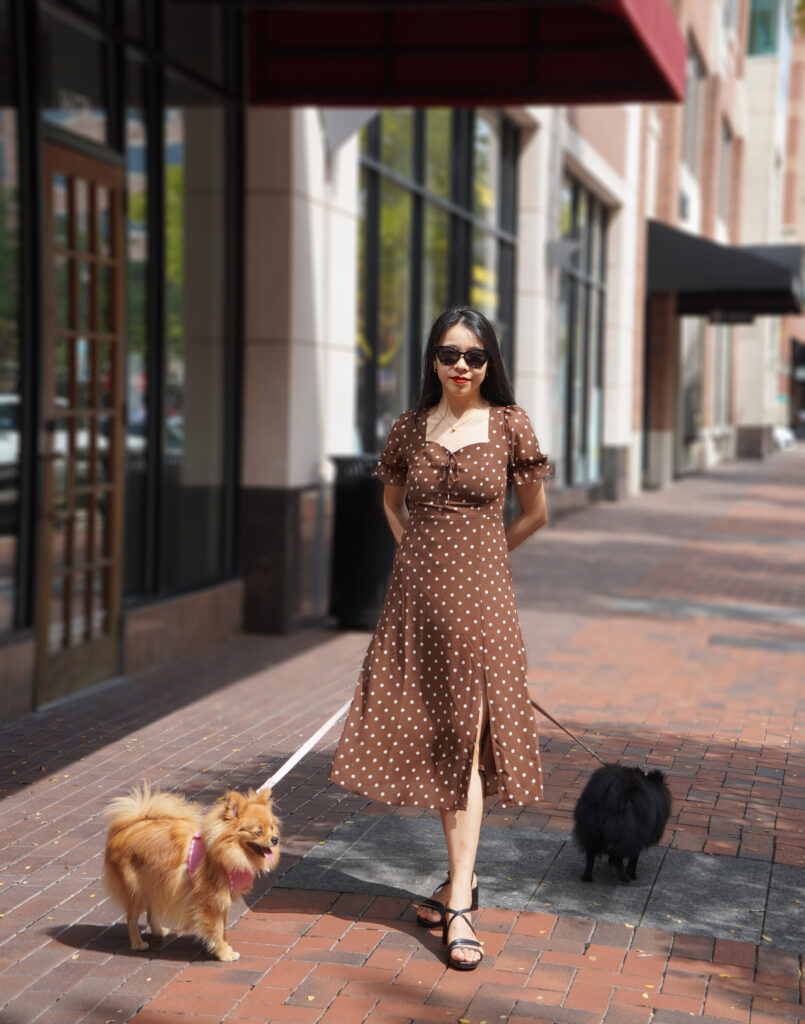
[103,783,280,961]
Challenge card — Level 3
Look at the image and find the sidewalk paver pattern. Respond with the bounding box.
[1,449,803,1024]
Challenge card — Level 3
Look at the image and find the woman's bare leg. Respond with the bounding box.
[418,704,487,965]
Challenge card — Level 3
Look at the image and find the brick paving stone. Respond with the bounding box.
[317,993,377,1024]
[564,978,614,1013]
[2,450,805,1023]
[602,1006,653,1024]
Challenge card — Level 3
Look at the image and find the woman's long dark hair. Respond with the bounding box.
[416,307,516,415]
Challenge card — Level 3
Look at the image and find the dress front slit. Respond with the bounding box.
[329,404,550,811]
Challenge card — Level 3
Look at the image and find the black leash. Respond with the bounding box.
[529,699,609,767]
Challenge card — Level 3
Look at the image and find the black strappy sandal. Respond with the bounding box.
[415,876,479,928]
[442,905,483,971]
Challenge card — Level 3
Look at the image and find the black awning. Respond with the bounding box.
[647,220,804,321]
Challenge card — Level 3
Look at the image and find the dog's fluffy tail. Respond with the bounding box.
[104,783,199,831]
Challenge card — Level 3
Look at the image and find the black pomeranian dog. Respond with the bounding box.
[572,764,671,884]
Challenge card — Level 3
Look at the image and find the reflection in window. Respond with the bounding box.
[711,325,732,429]
[358,109,517,452]
[555,275,571,487]
[557,173,607,489]
[39,10,108,144]
[680,318,704,449]
[470,228,497,322]
[748,0,780,56]
[162,79,227,589]
[682,36,705,177]
[164,4,226,85]
[377,181,412,448]
[719,120,733,223]
[124,60,148,596]
[425,111,451,199]
[355,167,369,451]
[0,0,18,632]
[473,110,500,227]
[422,205,449,344]
[125,0,144,40]
[380,110,414,181]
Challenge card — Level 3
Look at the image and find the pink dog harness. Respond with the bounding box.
[188,831,256,896]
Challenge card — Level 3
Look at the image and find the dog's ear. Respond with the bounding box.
[224,791,246,819]
[244,787,272,803]
[646,770,666,785]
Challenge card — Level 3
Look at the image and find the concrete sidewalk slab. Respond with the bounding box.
[274,809,805,953]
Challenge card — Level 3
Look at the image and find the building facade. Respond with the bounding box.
[3,0,802,725]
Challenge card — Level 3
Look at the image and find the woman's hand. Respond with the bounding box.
[506,480,547,552]
[383,484,409,544]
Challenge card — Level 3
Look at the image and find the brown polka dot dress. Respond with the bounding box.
[329,404,550,811]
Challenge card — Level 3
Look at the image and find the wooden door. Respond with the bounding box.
[36,144,126,705]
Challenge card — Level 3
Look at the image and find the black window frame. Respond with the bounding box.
[357,108,519,453]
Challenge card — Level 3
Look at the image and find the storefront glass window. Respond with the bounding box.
[358,109,518,452]
[422,204,449,346]
[470,227,498,323]
[124,1,144,41]
[711,325,732,429]
[380,110,414,181]
[425,110,451,199]
[587,286,602,482]
[558,173,607,489]
[569,280,588,483]
[39,9,108,144]
[677,318,705,473]
[124,58,148,596]
[555,273,571,487]
[68,0,102,14]
[682,36,705,177]
[377,180,413,446]
[164,4,226,86]
[719,120,733,222]
[473,110,500,227]
[748,0,780,55]
[355,166,369,451]
[161,77,226,588]
[0,0,19,632]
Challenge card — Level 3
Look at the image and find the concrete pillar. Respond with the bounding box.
[513,106,555,461]
[241,107,360,631]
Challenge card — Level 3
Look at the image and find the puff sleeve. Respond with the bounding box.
[504,405,550,486]
[375,410,413,486]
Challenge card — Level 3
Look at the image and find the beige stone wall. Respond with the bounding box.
[242,108,360,492]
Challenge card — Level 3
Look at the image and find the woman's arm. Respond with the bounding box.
[383,483,409,544]
[505,480,547,553]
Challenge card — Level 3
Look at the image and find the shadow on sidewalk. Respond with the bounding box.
[0,628,353,801]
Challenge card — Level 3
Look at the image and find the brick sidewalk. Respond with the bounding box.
[0,448,803,1024]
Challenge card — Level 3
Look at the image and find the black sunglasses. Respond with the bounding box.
[436,345,489,370]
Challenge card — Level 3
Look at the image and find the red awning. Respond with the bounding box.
[248,0,686,107]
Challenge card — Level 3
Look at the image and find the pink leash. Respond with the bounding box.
[185,698,352,891]
[257,698,352,793]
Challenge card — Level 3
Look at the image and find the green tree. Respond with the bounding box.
[164,162,185,349]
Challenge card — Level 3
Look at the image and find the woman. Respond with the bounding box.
[330,307,549,970]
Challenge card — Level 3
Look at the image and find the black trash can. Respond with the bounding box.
[329,455,396,629]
